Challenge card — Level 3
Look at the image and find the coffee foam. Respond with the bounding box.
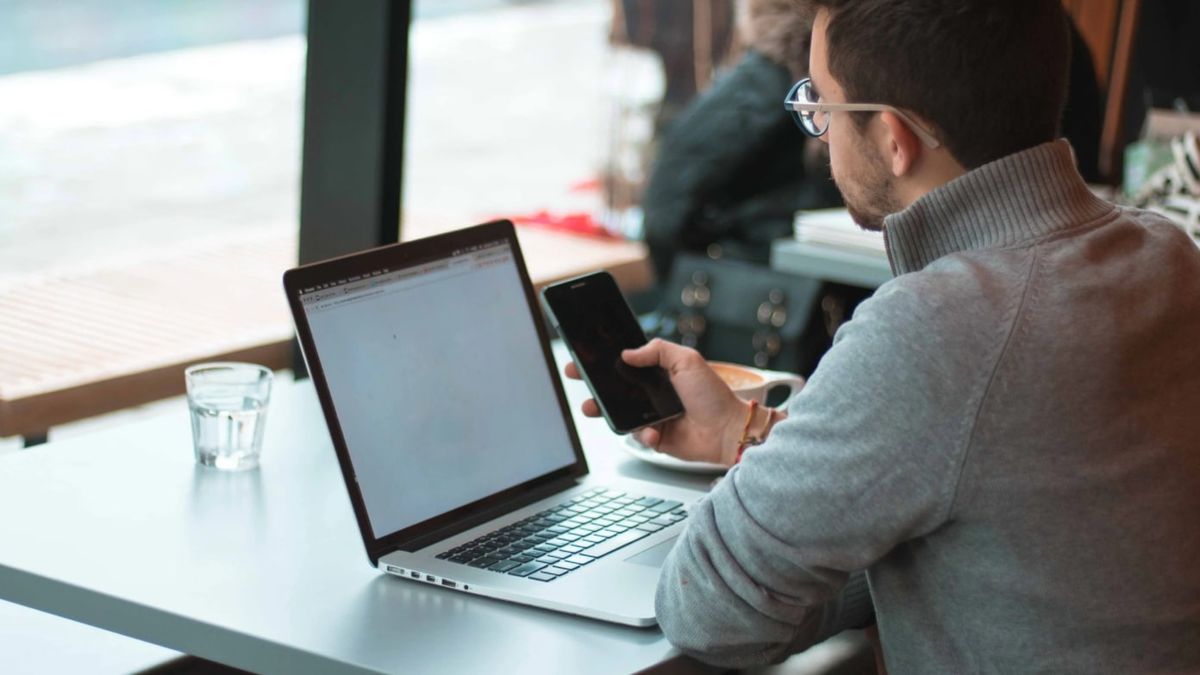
[710,362,764,391]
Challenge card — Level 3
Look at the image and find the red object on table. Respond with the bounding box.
[501,210,623,241]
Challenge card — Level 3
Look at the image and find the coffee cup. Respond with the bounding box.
[709,361,805,405]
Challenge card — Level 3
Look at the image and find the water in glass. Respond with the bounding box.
[189,394,268,470]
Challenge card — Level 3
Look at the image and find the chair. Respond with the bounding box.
[1062,0,1144,184]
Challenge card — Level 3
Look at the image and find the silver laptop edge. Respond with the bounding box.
[285,221,706,626]
[380,477,702,627]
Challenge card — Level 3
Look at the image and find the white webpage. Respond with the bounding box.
[302,243,576,537]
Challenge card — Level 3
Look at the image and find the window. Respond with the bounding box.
[403,0,621,240]
[0,0,306,282]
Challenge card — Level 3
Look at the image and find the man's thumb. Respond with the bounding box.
[622,338,665,368]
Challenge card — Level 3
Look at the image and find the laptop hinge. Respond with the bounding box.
[394,474,582,554]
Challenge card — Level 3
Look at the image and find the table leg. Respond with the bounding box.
[21,433,47,448]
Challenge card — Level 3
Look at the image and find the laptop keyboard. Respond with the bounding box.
[435,487,687,582]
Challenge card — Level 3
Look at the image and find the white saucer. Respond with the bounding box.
[621,436,727,475]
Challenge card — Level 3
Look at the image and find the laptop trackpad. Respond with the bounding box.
[624,536,678,567]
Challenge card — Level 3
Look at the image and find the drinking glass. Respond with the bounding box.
[185,362,273,470]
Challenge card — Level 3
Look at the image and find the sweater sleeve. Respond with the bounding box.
[655,274,1011,667]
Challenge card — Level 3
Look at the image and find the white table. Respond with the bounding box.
[0,348,717,674]
[770,239,891,289]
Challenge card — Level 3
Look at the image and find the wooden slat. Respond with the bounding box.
[1062,0,1144,183]
[1099,0,1143,182]
[0,231,297,437]
[0,342,293,440]
[1064,0,1121,89]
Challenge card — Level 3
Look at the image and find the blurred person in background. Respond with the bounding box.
[640,0,840,282]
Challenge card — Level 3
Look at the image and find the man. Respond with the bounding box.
[568,0,1200,671]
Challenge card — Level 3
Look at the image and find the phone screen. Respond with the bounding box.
[543,272,684,433]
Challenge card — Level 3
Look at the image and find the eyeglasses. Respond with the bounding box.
[784,78,941,148]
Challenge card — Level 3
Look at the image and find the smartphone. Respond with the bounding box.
[541,271,685,434]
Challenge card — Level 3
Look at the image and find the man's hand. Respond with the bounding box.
[564,338,749,466]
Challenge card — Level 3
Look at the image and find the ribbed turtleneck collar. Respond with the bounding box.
[882,140,1115,275]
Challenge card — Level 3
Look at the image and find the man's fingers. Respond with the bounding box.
[581,399,601,417]
[564,362,580,380]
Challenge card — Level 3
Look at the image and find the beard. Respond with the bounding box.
[832,141,902,232]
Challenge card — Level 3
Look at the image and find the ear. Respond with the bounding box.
[878,110,922,177]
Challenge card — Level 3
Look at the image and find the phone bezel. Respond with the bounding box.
[541,271,685,434]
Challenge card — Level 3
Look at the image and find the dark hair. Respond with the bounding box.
[811,0,1071,169]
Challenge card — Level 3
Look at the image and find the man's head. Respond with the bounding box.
[805,0,1071,229]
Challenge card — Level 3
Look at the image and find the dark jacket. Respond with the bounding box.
[641,50,841,281]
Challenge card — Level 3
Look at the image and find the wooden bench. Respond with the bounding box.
[0,227,651,446]
[0,231,297,446]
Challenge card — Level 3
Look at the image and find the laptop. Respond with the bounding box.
[282,220,706,626]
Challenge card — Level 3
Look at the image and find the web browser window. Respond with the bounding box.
[300,241,576,537]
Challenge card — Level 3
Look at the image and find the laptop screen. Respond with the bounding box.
[296,238,578,539]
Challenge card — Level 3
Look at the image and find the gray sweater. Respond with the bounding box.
[656,141,1200,673]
